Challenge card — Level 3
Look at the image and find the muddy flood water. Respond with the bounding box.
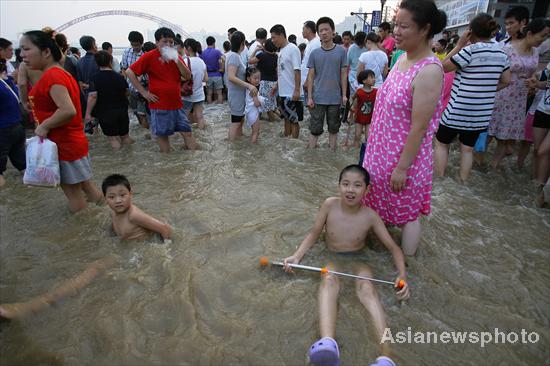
[0,104,549,366]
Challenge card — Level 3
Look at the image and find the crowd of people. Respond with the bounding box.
[1,0,549,365]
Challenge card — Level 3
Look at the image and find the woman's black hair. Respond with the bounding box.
[94,50,113,67]
[54,33,69,53]
[23,30,62,62]
[264,38,277,53]
[245,66,260,80]
[366,32,381,43]
[183,38,202,55]
[469,13,498,39]
[399,0,447,40]
[517,18,550,40]
[230,31,245,52]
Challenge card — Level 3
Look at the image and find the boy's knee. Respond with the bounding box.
[355,268,377,295]
[321,271,340,291]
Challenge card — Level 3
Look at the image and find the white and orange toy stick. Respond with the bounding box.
[259,257,405,289]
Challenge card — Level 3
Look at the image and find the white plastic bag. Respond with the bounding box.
[23,136,60,187]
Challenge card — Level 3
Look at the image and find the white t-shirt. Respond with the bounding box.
[358,50,387,88]
[240,46,249,66]
[183,56,207,103]
[300,37,321,87]
[248,40,262,58]
[442,41,510,130]
[6,61,15,77]
[277,42,302,98]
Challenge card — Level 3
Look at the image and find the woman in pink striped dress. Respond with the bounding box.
[362,0,446,257]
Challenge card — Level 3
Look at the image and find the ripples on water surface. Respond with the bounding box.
[0,104,549,365]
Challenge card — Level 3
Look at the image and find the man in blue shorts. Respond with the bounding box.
[127,27,197,153]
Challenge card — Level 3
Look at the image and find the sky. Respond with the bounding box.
[1,0,398,47]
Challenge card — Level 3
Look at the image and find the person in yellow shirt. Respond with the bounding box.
[433,38,448,61]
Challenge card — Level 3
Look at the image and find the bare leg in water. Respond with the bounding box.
[356,266,391,357]
[401,219,421,256]
[0,256,115,319]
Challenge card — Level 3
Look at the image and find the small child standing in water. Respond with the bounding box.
[350,69,377,147]
[283,165,409,366]
[244,67,265,143]
[0,175,172,320]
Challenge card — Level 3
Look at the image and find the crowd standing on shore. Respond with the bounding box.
[0,0,549,365]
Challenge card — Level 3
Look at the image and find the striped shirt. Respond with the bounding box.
[121,47,144,93]
[441,42,510,131]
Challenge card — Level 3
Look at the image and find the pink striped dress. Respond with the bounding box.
[362,56,444,226]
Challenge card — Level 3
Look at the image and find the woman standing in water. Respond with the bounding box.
[362,0,446,256]
[20,30,102,213]
[488,18,550,170]
[225,31,258,141]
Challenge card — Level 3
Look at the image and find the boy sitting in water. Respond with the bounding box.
[102,174,172,242]
[0,175,172,320]
[283,165,409,366]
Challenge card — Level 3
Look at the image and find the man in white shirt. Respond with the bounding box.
[270,24,303,139]
[248,28,267,58]
[300,21,321,95]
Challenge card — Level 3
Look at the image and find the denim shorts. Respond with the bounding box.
[150,108,192,136]
[206,76,223,90]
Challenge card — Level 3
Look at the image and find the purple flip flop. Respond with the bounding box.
[370,356,397,366]
[308,337,340,366]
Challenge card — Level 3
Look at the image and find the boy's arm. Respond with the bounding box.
[130,209,173,241]
[370,212,410,300]
[283,199,331,270]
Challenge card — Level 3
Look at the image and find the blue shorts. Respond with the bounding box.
[474,132,488,152]
[150,108,192,136]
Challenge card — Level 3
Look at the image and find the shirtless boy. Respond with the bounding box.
[102,174,172,242]
[0,175,172,320]
[283,165,410,366]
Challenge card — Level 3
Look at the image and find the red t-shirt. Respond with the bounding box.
[29,67,88,161]
[129,48,184,110]
[355,88,377,125]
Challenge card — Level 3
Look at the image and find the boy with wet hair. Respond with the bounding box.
[102,174,172,241]
[0,175,172,320]
[284,164,409,366]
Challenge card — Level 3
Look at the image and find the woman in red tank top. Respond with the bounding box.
[20,31,102,213]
